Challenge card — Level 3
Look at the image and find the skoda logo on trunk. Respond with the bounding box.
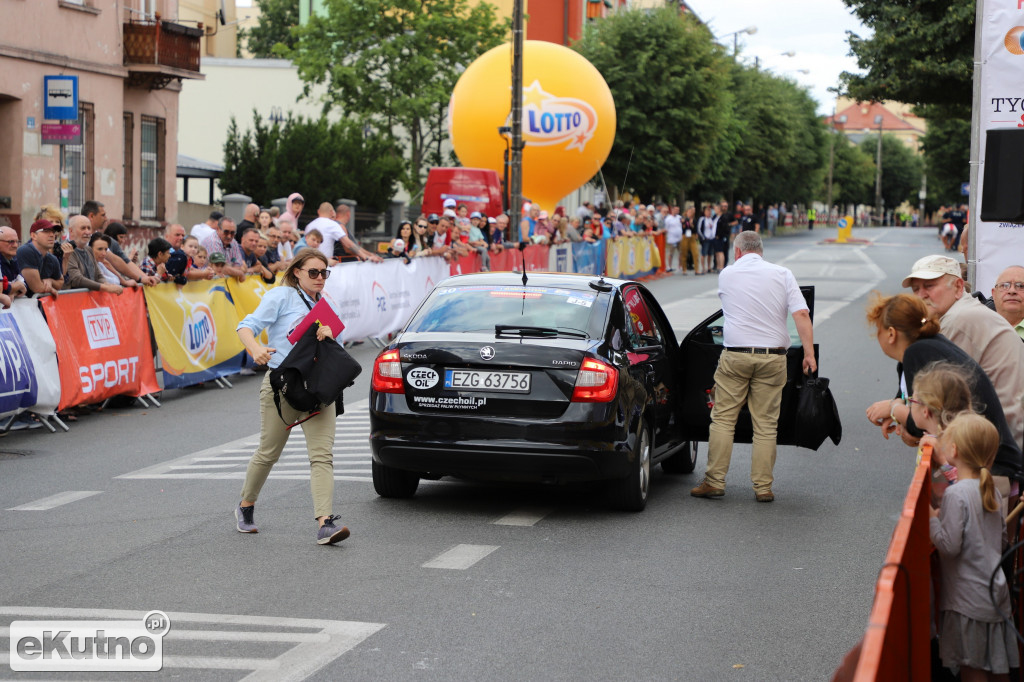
[479,346,495,361]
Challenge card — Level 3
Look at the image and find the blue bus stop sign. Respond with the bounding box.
[43,76,78,121]
[961,182,970,196]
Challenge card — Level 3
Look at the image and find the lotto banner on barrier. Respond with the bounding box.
[9,298,62,416]
[144,280,247,389]
[225,275,280,325]
[0,306,42,419]
[226,275,281,345]
[321,257,448,341]
[606,236,661,279]
[40,288,160,410]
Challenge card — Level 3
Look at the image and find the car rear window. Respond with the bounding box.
[406,285,598,333]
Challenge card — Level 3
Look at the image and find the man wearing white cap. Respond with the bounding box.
[442,198,457,211]
[903,254,1024,451]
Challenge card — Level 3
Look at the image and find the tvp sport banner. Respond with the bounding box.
[41,288,160,409]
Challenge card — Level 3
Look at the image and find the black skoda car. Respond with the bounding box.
[369,271,826,511]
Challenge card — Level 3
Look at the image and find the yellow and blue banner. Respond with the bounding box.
[144,280,248,388]
[606,236,661,279]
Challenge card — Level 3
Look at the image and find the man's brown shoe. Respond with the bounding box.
[755,490,775,503]
[690,480,724,498]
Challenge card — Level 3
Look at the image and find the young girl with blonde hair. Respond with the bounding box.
[930,412,1017,679]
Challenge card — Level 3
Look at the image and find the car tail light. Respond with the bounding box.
[371,349,404,393]
[571,357,618,402]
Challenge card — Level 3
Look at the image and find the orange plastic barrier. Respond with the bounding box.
[840,445,932,681]
[40,288,160,410]
[653,232,666,272]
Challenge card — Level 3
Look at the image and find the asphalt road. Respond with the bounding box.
[0,226,948,680]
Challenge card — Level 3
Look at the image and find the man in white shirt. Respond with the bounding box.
[662,206,683,272]
[692,231,816,503]
[305,202,347,260]
[191,211,222,244]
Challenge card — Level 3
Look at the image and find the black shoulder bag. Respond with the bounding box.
[268,289,363,428]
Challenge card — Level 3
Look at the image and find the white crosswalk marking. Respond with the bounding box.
[118,401,376,482]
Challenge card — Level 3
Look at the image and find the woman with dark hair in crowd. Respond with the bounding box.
[864,293,1022,490]
[103,222,133,263]
[90,233,135,288]
[408,217,431,256]
[234,248,350,545]
[389,220,415,258]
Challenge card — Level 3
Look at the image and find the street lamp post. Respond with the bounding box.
[716,25,757,57]
[873,114,883,226]
[509,0,524,242]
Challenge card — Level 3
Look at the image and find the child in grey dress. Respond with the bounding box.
[930,413,1018,678]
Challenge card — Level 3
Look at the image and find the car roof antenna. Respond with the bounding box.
[589,275,612,292]
[519,239,529,286]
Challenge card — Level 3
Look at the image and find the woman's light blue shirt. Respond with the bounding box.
[236,285,320,369]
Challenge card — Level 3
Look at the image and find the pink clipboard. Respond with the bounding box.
[287,296,345,344]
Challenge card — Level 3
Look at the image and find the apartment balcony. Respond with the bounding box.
[123,19,204,90]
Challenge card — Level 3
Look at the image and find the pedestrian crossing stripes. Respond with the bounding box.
[118,400,378,483]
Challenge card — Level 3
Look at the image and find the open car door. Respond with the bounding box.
[676,286,826,449]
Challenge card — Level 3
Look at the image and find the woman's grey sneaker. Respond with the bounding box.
[235,504,258,533]
[317,515,350,545]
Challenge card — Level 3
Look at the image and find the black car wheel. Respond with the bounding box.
[608,423,650,512]
[372,460,420,498]
[661,441,698,474]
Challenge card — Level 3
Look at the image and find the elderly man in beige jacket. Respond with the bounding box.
[903,255,1024,453]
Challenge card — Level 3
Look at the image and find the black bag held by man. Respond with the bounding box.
[269,323,362,427]
[794,371,842,450]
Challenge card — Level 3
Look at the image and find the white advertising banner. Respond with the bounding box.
[548,243,574,273]
[11,299,62,415]
[322,257,449,341]
[976,2,1024,293]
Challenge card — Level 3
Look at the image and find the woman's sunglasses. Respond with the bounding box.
[303,268,331,279]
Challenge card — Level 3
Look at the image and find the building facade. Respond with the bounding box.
[0,0,202,234]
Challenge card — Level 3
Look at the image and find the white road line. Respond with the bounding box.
[422,544,500,570]
[7,490,102,511]
[493,507,553,526]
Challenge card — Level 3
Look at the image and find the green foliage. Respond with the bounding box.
[220,111,403,212]
[573,7,731,200]
[840,1,972,212]
[728,67,828,204]
[917,103,971,209]
[826,131,875,206]
[858,134,924,209]
[239,0,300,59]
[840,0,974,106]
[281,0,509,194]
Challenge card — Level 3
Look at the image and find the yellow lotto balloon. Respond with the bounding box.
[449,40,616,213]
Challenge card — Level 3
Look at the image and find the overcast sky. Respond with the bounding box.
[234,0,870,115]
[683,0,870,114]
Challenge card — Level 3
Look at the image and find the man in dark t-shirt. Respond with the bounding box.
[17,219,63,295]
[738,204,759,233]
